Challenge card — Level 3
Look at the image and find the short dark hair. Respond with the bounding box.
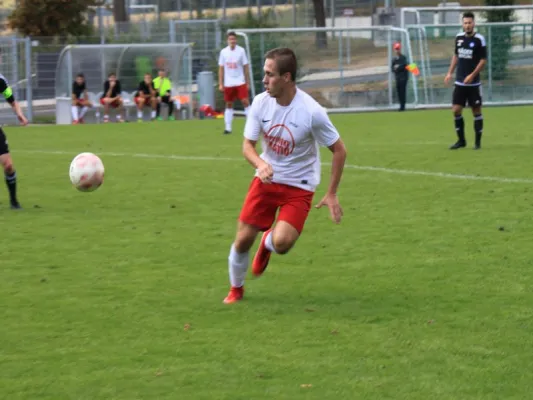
[76,73,84,78]
[264,47,297,82]
[227,31,237,38]
[108,72,116,77]
[463,11,475,20]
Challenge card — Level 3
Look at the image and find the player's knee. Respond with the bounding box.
[272,236,295,255]
[1,158,13,174]
[226,102,233,109]
[242,99,250,107]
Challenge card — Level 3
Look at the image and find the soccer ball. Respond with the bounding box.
[69,152,105,192]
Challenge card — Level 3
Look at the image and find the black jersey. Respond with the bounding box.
[454,32,487,86]
[72,81,86,99]
[136,81,153,96]
[0,73,14,103]
[101,80,122,98]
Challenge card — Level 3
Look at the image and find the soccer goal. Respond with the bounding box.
[231,26,415,113]
[402,5,533,108]
[54,43,193,124]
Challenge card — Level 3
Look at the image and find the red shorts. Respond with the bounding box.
[224,84,248,102]
[239,177,314,234]
[100,98,121,108]
[134,96,149,105]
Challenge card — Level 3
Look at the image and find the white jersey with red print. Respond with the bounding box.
[244,88,340,192]
[218,45,249,87]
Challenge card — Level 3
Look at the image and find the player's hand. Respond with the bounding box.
[315,192,343,224]
[444,73,452,85]
[257,161,273,184]
[463,74,474,84]
[110,81,115,87]
[219,84,224,92]
[18,114,28,126]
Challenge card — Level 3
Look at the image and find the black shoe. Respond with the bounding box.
[473,143,481,150]
[449,141,466,150]
[223,130,231,135]
[10,202,21,209]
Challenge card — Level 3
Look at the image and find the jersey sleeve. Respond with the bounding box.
[454,36,458,55]
[72,82,76,94]
[0,74,14,103]
[311,106,340,147]
[116,81,122,94]
[218,51,225,67]
[243,96,262,141]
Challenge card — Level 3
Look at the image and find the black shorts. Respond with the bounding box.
[452,85,482,107]
[0,128,9,155]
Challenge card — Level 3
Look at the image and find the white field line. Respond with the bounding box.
[17,149,533,185]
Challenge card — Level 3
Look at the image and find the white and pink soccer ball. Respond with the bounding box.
[69,152,105,192]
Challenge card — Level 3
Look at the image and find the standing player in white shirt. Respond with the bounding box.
[218,31,251,135]
[223,47,347,304]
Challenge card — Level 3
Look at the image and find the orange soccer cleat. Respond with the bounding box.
[223,286,244,304]
[252,229,273,277]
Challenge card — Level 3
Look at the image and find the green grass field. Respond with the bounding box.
[2,107,533,399]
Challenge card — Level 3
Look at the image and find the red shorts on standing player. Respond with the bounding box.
[239,177,314,234]
[224,84,248,103]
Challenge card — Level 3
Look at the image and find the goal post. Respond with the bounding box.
[230,26,416,114]
[54,43,193,124]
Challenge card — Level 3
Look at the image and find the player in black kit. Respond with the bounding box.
[0,73,28,209]
[71,73,92,124]
[445,12,487,150]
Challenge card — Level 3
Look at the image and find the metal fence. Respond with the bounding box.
[232,26,414,113]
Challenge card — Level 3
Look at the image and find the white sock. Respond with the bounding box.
[116,114,121,121]
[137,110,143,119]
[80,106,88,118]
[224,108,234,131]
[265,231,277,253]
[151,110,156,119]
[71,106,79,120]
[228,243,249,288]
[244,106,250,117]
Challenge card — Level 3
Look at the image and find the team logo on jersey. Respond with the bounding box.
[263,124,295,156]
[469,42,475,48]
[457,40,463,46]
[458,48,474,59]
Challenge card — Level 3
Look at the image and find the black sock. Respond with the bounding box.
[156,102,161,117]
[454,115,465,142]
[5,171,17,205]
[474,114,483,144]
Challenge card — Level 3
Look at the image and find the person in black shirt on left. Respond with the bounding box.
[100,73,125,123]
[391,42,409,112]
[134,73,157,122]
[71,73,92,124]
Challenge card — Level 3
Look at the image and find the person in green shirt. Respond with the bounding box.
[152,69,175,121]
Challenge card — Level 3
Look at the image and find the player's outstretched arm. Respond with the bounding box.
[315,138,346,224]
[11,101,28,126]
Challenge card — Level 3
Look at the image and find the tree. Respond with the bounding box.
[112,0,129,24]
[484,0,515,80]
[312,0,328,49]
[8,0,102,37]
[112,0,129,33]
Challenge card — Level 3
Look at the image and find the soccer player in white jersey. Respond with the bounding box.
[223,47,347,304]
[218,31,251,135]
